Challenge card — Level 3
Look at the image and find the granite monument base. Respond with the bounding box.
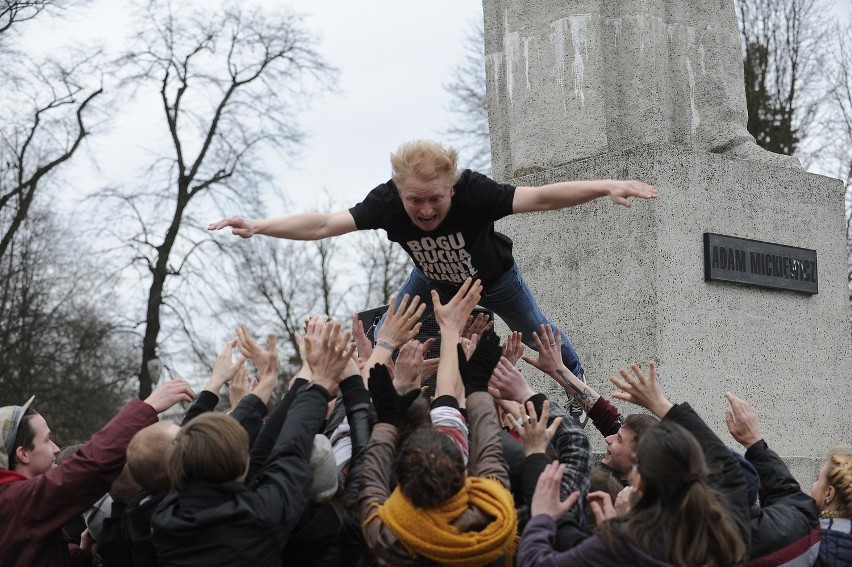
[496,144,850,486]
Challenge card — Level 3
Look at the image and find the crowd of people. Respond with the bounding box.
[1,139,849,566]
[0,279,849,566]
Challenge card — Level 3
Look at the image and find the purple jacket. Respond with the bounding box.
[518,515,675,567]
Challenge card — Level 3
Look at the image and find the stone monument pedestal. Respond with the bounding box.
[498,144,850,486]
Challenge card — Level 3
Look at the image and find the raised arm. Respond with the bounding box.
[512,179,657,214]
[360,294,425,386]
[524,325,601,413]
[208,210,357,241]
[432,277,483,401]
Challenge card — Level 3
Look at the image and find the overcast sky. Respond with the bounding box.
[18,0,852,216]
[18,0,484,215]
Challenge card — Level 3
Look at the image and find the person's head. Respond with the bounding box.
[601,420,746,566]
[811,446,852,518]
[602,413,658,478]
[587,468,625,532]
[167,413,248,491]
[2,396,60,478]
[390,140,460,232]
[394,428,465,508]
[127,421,181,493]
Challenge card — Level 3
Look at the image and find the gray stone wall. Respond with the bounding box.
[495,145,850,487]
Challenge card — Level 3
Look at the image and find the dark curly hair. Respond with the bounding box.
[394,428,465,508]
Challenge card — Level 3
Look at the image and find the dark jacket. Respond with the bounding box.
[817,517,852,567]
[746,439,821,566]
[96,500,133,566]
[0,399,158,567]
[119,490,170,567]
[151,387,329,567]
[665,403,751,549]
[517,394,592,550]
[517,403,750,566]
[282,375,371,567]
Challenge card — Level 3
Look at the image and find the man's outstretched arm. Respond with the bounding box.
[512,179,657,213]
[208,209,358,240]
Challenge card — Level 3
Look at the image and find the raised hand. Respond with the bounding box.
[294,334,314,381]
[368,363,421,428]
[531,461,581,520]
[228,364,250,410]
[501,331,524,366]
[488,356,535,403]
[609,360,673,418]
[432,278,483,336]
[207,215,257,238]
[351,311,373,365]
[522,324,562,376]
[392,339,429,393]
[206,338,246,393]
[374,294,426,352]
[144,378,196,413]
[462,311,493,340]
[724,392,762,449]
[588,490,618,523]
[235,325,281,404]
[504,399,562,457]
[305,320,355,396]
[606,180,658,207]
[459,333,480,361]
[236,324,280,380]
[614,485,639,516]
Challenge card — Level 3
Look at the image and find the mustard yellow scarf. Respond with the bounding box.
[367,477,518,566]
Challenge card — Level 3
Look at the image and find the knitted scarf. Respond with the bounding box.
[367,476,518,566]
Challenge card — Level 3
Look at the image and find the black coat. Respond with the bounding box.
[151,388,329,567]
[282,374,371,567]
[746,439,821,566]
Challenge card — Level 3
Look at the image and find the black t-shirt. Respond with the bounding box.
[349,170,517,287]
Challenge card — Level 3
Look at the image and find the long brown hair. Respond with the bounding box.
[599,421,747,567]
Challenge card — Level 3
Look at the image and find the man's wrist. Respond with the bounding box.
[203,381,225,394]
[650,400,674,418]
[306,379,337,400]
[375,340,396,352]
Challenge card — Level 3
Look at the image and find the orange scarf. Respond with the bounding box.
[367,477,518,566]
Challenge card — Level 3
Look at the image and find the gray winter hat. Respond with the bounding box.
[310,434,339,501]
[0,396,35,470]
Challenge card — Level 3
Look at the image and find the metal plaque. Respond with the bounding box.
[703,233,818,295]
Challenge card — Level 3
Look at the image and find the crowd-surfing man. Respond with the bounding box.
[209,139,657,416]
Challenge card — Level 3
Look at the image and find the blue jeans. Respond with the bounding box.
[374,264,584,377]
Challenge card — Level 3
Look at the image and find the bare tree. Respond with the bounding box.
[0,209,136,444]
[216,234,352,402]
[815,20,852,304]
[357,230,410,310]
[736,0,827,158]
[0,53,104,261]
[442,20,492,174]
[821,21,852,190]
[102,1,336,398]
[0,0,64,35]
